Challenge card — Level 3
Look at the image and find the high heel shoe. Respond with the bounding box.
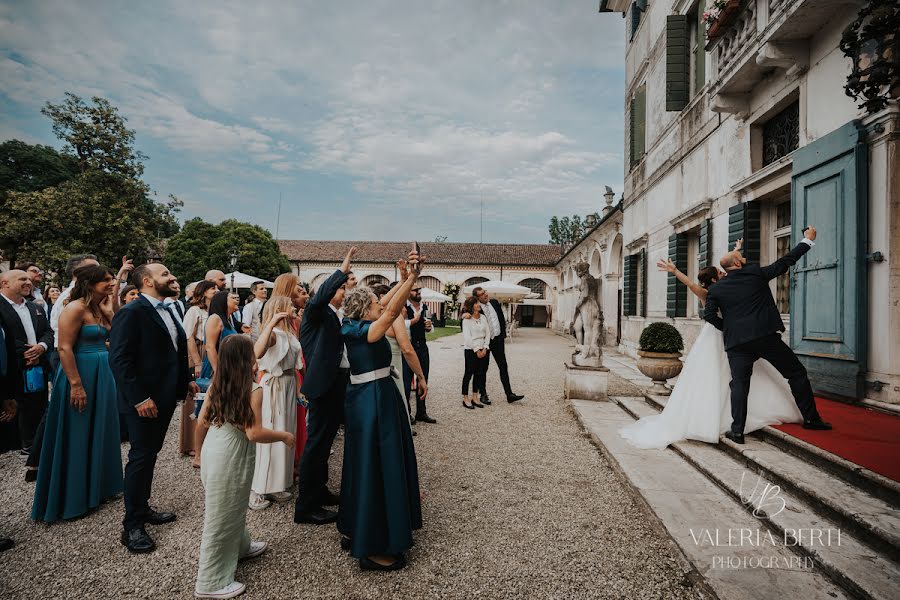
[462,400,475,410]
[340,536,351,551]
[472,400,485,408]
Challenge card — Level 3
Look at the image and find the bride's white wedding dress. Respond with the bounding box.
[619,322,802,449]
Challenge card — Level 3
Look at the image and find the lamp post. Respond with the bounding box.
[228,248,238,292]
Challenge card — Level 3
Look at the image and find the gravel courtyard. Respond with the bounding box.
[0,328,705,600]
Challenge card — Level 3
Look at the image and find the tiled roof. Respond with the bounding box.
[278,240,562,267]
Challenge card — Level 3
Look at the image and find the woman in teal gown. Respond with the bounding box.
[32,265,123,522]
[338,257,423,571]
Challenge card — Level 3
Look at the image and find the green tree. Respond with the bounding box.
[164,218,291,285]
[0,139,78,196]
[548,214,588,247]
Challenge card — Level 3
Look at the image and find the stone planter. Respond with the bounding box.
[636,350,683,396]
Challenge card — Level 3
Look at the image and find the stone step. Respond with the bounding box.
[570,398,849,600]
[644,392,900,509]
[615,397,900,600]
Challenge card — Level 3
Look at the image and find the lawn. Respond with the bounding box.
[426,325,461,342]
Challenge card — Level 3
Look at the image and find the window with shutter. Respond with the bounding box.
[630,85,647,168]
[640,247,648,317]
[667,234,689,317]
[692,4,706,95]
[728,202,761,262]
[666,15,690,111]
[623,254,638,316]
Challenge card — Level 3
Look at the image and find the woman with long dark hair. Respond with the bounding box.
[31,264,124,522]
[460,296,489,410]
[180,280,218,458]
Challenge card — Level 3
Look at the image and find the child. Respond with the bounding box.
[194,335,295,600]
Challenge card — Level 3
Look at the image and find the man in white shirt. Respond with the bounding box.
[241,281,268,341]
[16,263,45,307]
[50,253,99,347]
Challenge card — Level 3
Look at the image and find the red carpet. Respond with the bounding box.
[774,398,900,483]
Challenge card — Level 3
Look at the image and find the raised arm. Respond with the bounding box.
[393,315,427,397]
[759,227,815,280]
[379,259,410,307]
[657,259,708,305]
[254,311,290,359]
[368,259,419,343]
[703,290,724,331]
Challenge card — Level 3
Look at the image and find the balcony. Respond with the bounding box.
[707,0,865,119]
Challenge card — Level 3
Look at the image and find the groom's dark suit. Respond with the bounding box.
[704,241,821,435]
[109,295,190,531]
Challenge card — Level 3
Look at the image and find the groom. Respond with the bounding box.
[703,225,831,444]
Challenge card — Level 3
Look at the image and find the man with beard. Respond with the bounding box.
[110,263,197,553]
[402,286,436,423]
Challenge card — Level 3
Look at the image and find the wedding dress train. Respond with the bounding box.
[619,323,802,449]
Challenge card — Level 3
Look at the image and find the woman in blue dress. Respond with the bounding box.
[194,290,239,467]
[338,254,424,571]
[32,264,123,522]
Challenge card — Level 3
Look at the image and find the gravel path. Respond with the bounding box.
[0,329,705,599]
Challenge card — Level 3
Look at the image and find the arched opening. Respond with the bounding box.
[416,275,444,324]
[589,246,602,278]
[609,233,624,345]
[309,272,330,293]
[362,274,389,287]
[517,277,550,327]
[463,276,489,287]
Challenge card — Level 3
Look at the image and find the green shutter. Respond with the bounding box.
[728,202,761,262]
[629,100,638,168]
[630,3,643,40]
[631,86,646,166]
[640,248,648,317]
[623,254,638,316]
[694,7,706,93]
[666,15,690,111]
[667,233,689,317]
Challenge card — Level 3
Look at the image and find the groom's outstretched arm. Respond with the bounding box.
[760,227,816,280]
[703,292,724,331]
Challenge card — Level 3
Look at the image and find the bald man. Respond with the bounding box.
[205,270,227,291]
[109,263,197,553]
[0,270,53,453]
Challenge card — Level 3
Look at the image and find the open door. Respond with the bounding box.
[790,121,868,399]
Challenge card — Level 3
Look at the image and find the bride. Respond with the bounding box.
[619,240,802,450]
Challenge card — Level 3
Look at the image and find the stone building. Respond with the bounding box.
[595,0,899,404]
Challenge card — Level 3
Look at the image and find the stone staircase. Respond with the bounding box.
[571,393,900,600]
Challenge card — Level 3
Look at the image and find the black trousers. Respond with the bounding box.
[295,368,348,514]
[486,336,514,398]
[462,349,489,395]
[122,401,176,530]
[402,343,430,418]
[18,388,48,451]
[726,334,819,434]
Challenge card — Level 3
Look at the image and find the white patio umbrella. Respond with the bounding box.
[461,280,532,302]
[419,287,451,302]
[224,271,275,289]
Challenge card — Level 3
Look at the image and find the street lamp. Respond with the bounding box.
[228,248,238,291]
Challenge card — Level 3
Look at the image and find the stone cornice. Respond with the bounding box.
[669,200,713,232]
[625,234,648,251]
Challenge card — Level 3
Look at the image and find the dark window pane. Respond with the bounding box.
[776,201,791,229]
[776,235,791,314]
[763,102,800,166]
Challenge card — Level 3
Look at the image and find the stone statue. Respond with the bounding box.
[571,262,604,367]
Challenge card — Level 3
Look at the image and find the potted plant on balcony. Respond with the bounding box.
[636,322,684,396]
[704,0,742,41]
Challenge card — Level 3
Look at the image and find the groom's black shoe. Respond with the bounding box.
[294,508,338,525]
[121,527,155,553]
[507,394,524,403]
[320,490,341,506]
[803,419,833,431]
[416,414,437,424]
[142,509,176,525]
[480,396,492,405]
[724,431,745,445]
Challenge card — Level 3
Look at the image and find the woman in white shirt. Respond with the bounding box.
[460,296,490,410]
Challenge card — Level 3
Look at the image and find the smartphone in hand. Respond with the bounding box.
[412,241,421,273]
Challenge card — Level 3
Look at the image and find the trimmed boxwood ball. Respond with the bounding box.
[639,322,684,354]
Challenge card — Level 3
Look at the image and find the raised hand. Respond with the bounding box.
[656,258,677,273]
[734,238,743,252]
[99,294,115,320]
[804,226,816,241]
[397,259,409,281]
[117,256,134,280]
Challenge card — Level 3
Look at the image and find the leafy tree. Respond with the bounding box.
[0,139,79,197]
[164,218,292,285]
[548,214,587,247]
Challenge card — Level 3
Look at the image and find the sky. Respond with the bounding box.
[0,1,626,244]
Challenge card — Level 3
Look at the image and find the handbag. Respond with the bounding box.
[24,365,47,394]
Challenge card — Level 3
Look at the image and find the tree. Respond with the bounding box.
[548,214,588,247]
[0,139,78,196]
[164,218,292,285]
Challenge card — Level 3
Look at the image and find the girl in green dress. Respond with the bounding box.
[194,335,295,600]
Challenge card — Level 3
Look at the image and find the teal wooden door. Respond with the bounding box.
[790,121,868,399]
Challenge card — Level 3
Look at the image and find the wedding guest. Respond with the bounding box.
[460,296,489,410]
[17,263,46,307]
[206,270,227,291]
[474,287,524,403]
[294,247,356,525]
[249,297,301,510]
[194,335,292,600]
[109,263,196,553]
[31,265,123,522]
[194,290,239,466]
[0,270,53,454]
[241,281,267,342]
[402,286,436,423]
[372,281,427,430]
[50,254,99,348]
[1,316,20,550]
[120,285,140,305]
[164,280,186,322]
[180,281,217,459]
[43,285,62,315]
[338,256,423,571]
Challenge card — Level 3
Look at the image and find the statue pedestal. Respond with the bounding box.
[564,361,609,402]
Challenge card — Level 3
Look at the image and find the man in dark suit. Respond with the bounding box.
[109,263,196,553]
[704,226,831,444]
[0,316,21,552]
[295,246,356,525]
[474,287,525,404]
[0,270,53,452]
[402,286,436,423]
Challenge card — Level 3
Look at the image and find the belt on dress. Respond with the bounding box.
[349,365,400,385]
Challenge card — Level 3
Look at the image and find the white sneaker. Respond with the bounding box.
[194,581,246,599]
[240,540,267,561]
[266,491,292,503]
[248,493,270,511]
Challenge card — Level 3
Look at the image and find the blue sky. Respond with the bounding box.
[0,1,625,244]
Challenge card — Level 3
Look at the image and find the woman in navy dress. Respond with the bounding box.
[32,264,123,522]
[338,254,424,571]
